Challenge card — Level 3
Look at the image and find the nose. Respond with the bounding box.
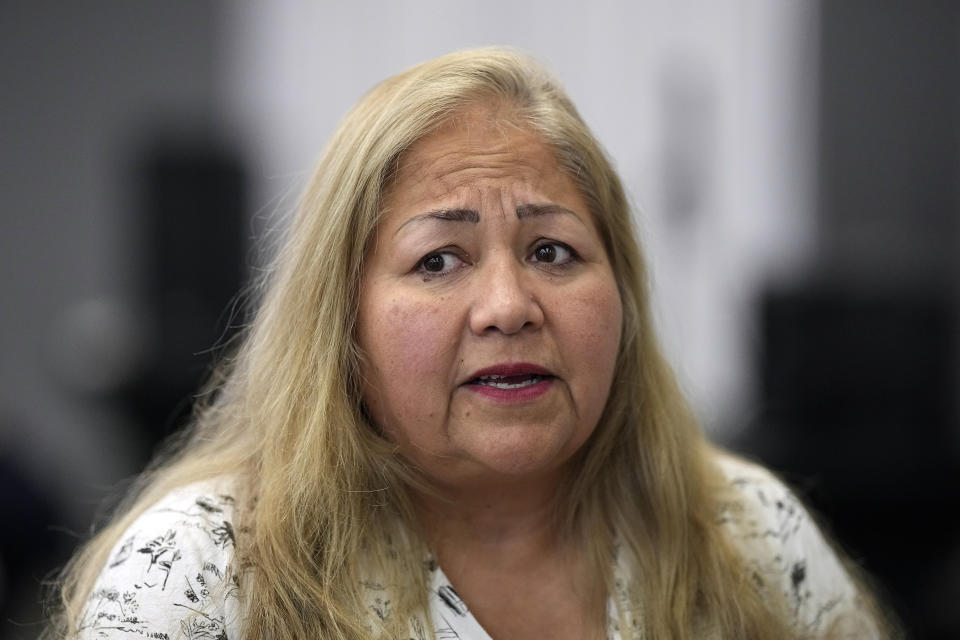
[468,254,544,335]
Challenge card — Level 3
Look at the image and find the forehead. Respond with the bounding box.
[383,105,578,208]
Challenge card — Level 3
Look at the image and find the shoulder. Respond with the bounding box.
[713,453,880,637]
[77,477,244,639]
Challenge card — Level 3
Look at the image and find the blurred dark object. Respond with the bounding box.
[0,439,68,639]
[746,286,960,639]
[739,2,960,638]
[1,3,241,636]
[126,139,247,462]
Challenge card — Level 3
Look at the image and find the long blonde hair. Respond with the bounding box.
[49,47,878,639]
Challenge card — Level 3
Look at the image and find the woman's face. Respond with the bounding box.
[357,106,622,490]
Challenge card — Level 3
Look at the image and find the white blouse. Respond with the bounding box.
[76,457,873,639]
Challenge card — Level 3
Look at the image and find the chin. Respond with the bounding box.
[464,429,581,478]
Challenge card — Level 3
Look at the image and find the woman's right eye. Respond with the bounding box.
[416,251,465,278]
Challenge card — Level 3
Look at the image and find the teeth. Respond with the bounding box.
[475,374,542,389]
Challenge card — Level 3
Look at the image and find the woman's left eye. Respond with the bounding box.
[529,242,576,266]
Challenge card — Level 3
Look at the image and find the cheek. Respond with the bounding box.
[560,280,623,401]
[359,294,459,421]
[579,287,622,349]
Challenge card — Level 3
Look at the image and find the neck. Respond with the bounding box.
[412,467,575,570]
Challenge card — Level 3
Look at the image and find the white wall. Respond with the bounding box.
[216,0,820,435]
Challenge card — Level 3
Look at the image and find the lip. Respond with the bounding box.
[461,362,556,403]
[465,362,555,381]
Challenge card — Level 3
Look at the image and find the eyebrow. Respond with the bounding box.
[515,203,581,220]
[394,203,584,236]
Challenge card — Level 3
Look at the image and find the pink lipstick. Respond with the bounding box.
[463,362,555,403]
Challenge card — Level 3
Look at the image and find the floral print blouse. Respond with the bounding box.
[77,456,874,639]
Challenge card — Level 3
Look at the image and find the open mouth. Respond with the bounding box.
[468,373,553,389]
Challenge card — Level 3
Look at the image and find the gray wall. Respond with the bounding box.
[1,3,220,632]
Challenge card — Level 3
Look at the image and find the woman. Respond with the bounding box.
[49,48,888,639]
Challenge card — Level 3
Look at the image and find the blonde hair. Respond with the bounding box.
[48,47,883,639]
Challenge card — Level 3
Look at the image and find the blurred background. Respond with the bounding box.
[1,1,957,637]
